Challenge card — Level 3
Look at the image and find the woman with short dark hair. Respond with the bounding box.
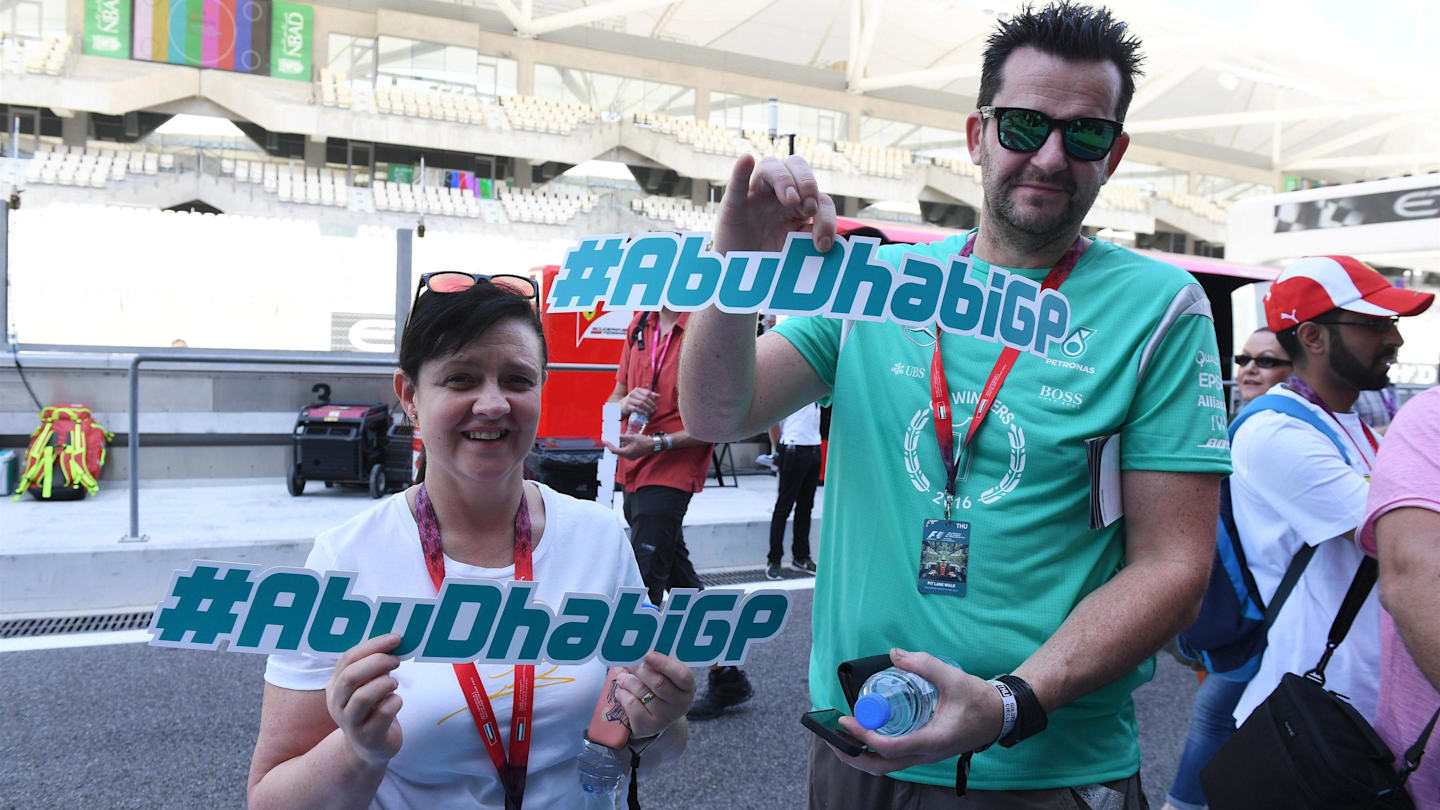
[248,274,692,809]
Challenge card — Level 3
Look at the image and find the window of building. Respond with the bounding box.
[860,117,967,157]
[327,34,376,80]
[535,65,694,117]
[377,36,480,90]
[709,94,847,142]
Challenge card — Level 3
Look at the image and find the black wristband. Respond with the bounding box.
[994,675,1047,747]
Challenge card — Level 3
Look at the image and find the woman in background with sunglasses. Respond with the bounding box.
[1233,328,1293,407]
[248,273,694,809]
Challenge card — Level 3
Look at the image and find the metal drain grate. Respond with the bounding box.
[0,610,154,639]
[699,568,815,586]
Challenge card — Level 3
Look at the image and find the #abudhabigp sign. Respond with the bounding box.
[546,232,1074,357]
[149,562,791,666]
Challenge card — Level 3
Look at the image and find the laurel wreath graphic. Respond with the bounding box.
[903,405,1026,509]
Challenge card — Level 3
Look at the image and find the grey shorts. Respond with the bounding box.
[806,735,1149,810]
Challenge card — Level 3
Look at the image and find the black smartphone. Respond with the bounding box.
[801,709,869,757]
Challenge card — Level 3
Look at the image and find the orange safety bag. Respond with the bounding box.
[13,404,113,501]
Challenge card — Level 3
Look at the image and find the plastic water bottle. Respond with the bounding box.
[626,410,649,434]
[853,656,958,737]
[577,739,624,802]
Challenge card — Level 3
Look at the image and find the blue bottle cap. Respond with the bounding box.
[853,694,891,731]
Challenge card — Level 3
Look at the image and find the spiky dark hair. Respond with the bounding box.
[977,2,1145,122]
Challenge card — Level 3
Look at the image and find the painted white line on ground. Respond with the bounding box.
[732,577,817,594]
[0,629,151,653]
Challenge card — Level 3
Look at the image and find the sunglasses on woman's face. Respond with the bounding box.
[413,272,539,306]
[979,106,1123,162]
[1234,354,1292,369]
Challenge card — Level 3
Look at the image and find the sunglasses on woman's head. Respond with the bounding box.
[1234,355,1292,369]
[979,106,1123,162]
[413,272,539,305]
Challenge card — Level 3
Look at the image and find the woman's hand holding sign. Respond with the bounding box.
[327,633,405,767]
[612,651,697,739]
[714,154,837,254]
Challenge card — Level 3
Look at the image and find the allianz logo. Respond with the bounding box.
[1038,384,1084,408]
[891,362,925,378]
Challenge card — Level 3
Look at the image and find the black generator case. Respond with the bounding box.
[288,395,401,498]
[525,437,604,501]
[385,421,416,489]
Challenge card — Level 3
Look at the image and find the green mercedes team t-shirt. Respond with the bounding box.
[774,233,1232,790]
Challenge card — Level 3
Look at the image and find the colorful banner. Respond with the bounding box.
[268,0,311,81]
[130,0,282,75]
[83,0,132,58]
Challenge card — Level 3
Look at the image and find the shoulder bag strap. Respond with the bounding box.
[1303,556,1377,686]
[1260,541,1318,632]
[1400,707,1440,777]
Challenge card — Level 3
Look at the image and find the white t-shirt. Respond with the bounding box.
[778,403,822,446]
[265,482,644,810]
[1231,385,1381,726]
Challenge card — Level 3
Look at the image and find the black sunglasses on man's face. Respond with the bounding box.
[1311,316,1401,335]
[979,106,1123,162]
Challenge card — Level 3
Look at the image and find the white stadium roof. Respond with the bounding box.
[461,0,1440,192]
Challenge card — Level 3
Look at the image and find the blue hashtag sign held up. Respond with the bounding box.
[546,235,628,312]
[150,563,256,647]
[148,561,792,667]
[544,231,1072,358]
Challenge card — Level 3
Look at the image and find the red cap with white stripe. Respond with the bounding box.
[1264,255,1433,332]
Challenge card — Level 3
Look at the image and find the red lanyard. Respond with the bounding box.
[648,319,674,392]
[415,483,534,810]
[1284,377,1379,471]
[931,234,1087,519]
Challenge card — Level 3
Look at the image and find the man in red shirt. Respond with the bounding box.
[607,307,754,719]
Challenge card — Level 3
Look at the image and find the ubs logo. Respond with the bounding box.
[891,362,925,378]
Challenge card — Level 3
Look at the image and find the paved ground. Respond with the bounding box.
[0,589,1200,809]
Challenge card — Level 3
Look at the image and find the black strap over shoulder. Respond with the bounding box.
[1304,556,1377,686]
[1402,707,1440,775]
[1265,542,1318,633]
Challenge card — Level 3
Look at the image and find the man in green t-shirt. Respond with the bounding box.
[679,3,1230,806]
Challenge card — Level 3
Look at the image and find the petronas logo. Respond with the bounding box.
[1060,327,1095,358]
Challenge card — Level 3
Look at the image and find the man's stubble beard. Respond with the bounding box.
[979,143,1100,256]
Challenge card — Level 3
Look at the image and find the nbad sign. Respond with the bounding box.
[269,0,312,81]
[84,0,131,58]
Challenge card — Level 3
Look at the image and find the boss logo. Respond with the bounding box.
[1038,384,1084,408]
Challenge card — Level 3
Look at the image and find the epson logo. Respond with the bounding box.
[1038,384,1084,408]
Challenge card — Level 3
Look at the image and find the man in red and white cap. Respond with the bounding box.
[1230,255,1433,732]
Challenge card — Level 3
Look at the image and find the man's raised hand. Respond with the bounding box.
[713,154,837,255]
